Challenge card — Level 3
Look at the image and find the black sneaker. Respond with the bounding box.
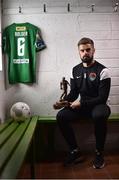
[64,149,83,166]
[93,151,105,169]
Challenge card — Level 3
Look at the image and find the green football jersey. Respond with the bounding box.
[2,22,46,84]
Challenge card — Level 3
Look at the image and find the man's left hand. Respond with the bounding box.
[70,100,81,109]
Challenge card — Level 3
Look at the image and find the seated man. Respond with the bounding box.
[53,37,111,169]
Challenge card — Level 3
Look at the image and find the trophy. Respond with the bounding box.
[53,77,70,109]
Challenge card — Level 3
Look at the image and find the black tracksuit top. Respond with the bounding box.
[65,61,111,108]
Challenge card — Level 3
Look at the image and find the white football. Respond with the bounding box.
[10,102,31,122]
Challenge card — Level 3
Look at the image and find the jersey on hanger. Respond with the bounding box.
[2,22,46,84]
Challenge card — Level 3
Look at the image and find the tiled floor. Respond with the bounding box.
[18,150,119,179]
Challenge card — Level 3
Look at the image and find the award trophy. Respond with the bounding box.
[53,77,70,109]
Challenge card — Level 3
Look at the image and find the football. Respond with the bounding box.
[10,102,31,122]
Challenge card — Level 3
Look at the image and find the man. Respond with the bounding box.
[53,37,111,169]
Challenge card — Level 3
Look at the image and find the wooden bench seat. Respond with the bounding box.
[0,115,38,179]
[37,114,119,159]
[1,114,118,178]
[38,114,119,123]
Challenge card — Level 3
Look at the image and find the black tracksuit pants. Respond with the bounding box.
[56,104,111,152]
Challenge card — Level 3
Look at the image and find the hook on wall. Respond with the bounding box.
[91,4,95,12]
[67,3,71,12]
[43,4,46,13]
[114,2,119,12]
[19,6,22,13]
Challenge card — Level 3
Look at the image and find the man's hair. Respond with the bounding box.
[77,37,94,48]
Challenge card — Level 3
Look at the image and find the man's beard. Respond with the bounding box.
[81,56,93,65]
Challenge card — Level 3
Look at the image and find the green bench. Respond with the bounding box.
[0,115,38,179]
[0,113,118,178]
[37,114,119,159]
[38,114,119,122]
[108,114,119,121]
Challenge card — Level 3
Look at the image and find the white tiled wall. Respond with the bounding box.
[1,0,119,121]
[0,0,2,70]
[0,0,6,122]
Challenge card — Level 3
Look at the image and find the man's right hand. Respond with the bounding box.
[53,101,70,110]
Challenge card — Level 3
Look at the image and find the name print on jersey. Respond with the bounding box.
[2,22,46,84]
[15,29,27,58]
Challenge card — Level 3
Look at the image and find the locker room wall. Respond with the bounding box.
[1,0,119,121]
[0,0,6,122]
